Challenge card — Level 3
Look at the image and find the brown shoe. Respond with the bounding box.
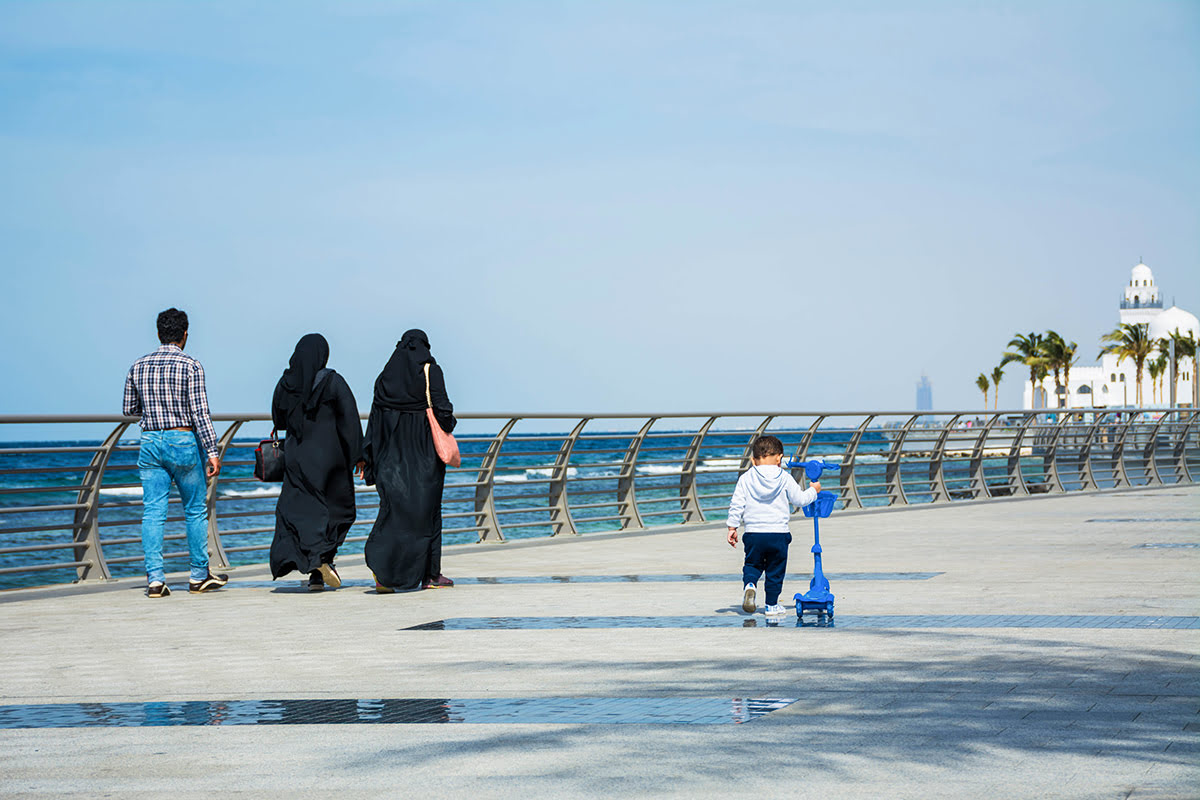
[317,562,341,589]
[424,574,454,589]
[188,572,228,594]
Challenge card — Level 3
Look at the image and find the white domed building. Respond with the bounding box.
[1023,261,1198,409]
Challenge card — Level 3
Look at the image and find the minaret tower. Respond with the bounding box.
[1119,260,1162,326]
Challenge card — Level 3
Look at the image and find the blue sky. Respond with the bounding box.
[1,0,1197,423]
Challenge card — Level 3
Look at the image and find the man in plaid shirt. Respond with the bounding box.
[124,308,227,598]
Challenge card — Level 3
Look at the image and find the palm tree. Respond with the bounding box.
[1148,353,1166,405]
[1033,362,1049,407]
[1060,338,1078,402]
[1099,323,1154,406]
[1040,331,1080,408]
[1041,331,1071,408]
[1166,329,1198,405]
[991,365,1004,410]
[975,373,989,408]
[1002,332,1047,408]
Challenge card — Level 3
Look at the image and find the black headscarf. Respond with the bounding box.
[277,333,330,438]
[373,329,436,411]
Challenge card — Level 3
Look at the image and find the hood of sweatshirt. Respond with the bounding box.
[741,465,789,503]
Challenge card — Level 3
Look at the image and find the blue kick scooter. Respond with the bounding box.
[785,458,841,623]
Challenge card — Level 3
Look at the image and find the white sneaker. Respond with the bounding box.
[742,583,757,613]
[765,604,785,616]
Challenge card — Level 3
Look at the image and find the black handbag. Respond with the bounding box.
[254,430,285,482]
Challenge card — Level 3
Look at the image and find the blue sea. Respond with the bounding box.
[0,426,981,590]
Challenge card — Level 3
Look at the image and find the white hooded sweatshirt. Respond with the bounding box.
[725,464,819,533]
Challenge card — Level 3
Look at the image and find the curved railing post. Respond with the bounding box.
[1006,413,1037,495]
[475,418,518,542]
[1044,412,1074,493]
[71,422,129,582]
[1174,411,1198,483]
[968,414,1001,499]
[1100,413,1122,487]
[789,415,826,481]
[617,417,657,530]
[737,415,776,474]
[928,414,961,504]
[1112,412,1139,487]
[678,417,717,523]
[1076,412,1105,491]
[885,415,919,506]
[204,421,243,570]
[1142,410,1179,486]
[839,416,875,509]
[548,418,588,536]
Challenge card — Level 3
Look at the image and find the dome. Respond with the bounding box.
[1148,305,1200,341]
[1131,262,1154,285]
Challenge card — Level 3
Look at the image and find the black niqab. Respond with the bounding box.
[277,333,330,439]
[373,329,436,411]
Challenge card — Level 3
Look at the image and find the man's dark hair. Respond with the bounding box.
[157,308,189,344]
[752,435,784,459]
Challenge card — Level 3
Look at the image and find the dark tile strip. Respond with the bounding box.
[1131,543,1200,549]
[403,615,1200,631]
[1087,517,1200,523]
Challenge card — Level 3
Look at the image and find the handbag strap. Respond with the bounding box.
[423,363,433,409]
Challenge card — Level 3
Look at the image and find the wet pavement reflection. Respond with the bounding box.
[0,697,797,728]
[230,572,942,591]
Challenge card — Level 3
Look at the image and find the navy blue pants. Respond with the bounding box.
[742,531,791,605]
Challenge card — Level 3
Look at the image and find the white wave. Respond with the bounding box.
[524,467,579,479]
[637,464,683,476]
[99,486,143,497]
[219,487,281,498]
[494,466,582,484]
[698,458,741,472]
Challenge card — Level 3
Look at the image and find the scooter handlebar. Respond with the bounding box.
[785,458,842,482]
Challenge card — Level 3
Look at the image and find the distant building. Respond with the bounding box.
[916,374,933,411]
[1022,261,1198,409]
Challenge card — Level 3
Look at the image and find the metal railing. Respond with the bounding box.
[1,409,1197,589]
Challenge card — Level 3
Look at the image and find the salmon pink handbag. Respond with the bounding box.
[423,364,461,467]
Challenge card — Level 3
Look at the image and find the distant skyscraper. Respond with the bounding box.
[916,374,933,411]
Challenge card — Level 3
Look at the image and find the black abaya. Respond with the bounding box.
[362,330,456,591]
[269,335,363,579]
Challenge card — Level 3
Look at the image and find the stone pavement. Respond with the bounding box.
[0,487,1197,798]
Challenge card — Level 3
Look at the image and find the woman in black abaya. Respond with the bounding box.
[270,333,363,590]
[361,329,457,593]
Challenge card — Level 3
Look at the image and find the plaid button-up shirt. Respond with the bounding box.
[123,344,219,459]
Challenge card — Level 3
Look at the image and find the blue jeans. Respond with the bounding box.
[742,532,791,606]
[138,430,210,584]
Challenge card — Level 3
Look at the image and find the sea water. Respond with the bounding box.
[0,428,1025,590]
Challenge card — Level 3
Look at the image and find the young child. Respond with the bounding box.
[726,435,820,616]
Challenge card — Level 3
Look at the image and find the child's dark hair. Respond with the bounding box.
[752,435,784,459]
